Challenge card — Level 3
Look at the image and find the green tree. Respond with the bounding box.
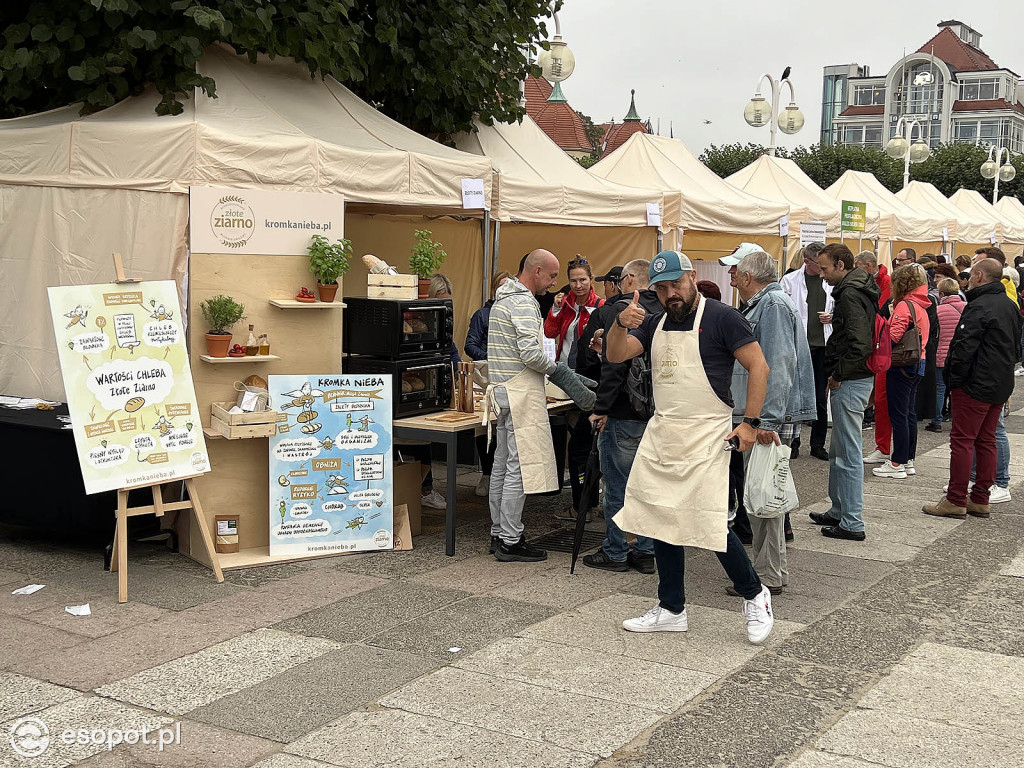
[911,142,1023,203]
[576,109,604,160]
[699,143,780,178]
[789,143,903,192]
[0,0,554,135]
[575,154,598,169]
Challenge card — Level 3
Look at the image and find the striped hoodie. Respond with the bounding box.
[486,278,557,385]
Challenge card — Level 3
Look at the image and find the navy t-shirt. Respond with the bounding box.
[629,298,756,407]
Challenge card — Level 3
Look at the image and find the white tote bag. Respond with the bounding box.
[744,442,798,519]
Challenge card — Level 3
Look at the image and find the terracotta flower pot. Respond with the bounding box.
[204,333,232,358]
[317,282,339,302]
[417,279,431,299]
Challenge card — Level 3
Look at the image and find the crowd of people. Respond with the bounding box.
[446,242,1021,648]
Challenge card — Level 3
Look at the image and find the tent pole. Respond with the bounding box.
[481,210,492,306]
[493,220,502,277]
[657,230,663,253]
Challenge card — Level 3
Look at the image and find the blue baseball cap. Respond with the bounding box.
[649,250,694,286]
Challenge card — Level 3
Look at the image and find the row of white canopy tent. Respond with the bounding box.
[4,44,1024,399]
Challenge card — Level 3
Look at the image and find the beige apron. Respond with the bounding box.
[612,297,732,552]
[482,344,558,494]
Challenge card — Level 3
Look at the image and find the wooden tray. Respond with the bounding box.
[210,401,284,426]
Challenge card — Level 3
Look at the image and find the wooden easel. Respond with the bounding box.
[110,477,224,602]
[107,253,223,602]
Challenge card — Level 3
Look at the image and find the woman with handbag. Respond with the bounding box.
[873,264,931,480]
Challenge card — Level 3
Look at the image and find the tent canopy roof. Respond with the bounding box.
[895,181,971,242]
[590,133,788,235]
[995,196,1024,244]
[0,45,492,211]
[727,155,880,238]
[826,170,945,242]
[950,189,1024,244]
[454,115,666,227]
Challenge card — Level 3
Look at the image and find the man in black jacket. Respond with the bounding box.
[925,258,1022,520]
[808,244,878,542]
[582,258,663,574]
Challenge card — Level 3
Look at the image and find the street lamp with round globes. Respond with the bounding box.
[980,159,998,179]
[886,117,930,188]
[884,136,910,160]
[743,73,802,156]
[537,35,575,83]
[908,140,931,164]
[980,145,1015,203]
[1000,164,1017,183]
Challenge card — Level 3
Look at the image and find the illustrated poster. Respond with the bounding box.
[268,374,393,556]
[47,280,210,494]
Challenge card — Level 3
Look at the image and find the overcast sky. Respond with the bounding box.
[549,0,1020,153]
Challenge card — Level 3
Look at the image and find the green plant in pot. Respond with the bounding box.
[200,295,245,357]
[308,234,352,302]
[409,229,448,298]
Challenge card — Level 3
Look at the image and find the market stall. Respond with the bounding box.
[454,115,670,280]
[996,196,1024,259]
[726,155,881,267]
[825,171,946,266]
[949,189,1024,261]
[895,181,973,258]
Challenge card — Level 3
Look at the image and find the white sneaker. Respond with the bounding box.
[872,461,907,479]
[622,604,688,633]
[943,482,974,493]
[743,586,774,644]
[989,486,1012,504]
[421,490,447,509]
[863,449,890,464]
[905,460,916,476]
[1016,368,1024,377]
[475,475,490,497]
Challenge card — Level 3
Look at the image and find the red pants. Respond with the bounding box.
[947,388,1002,507]
[873,370,891,454]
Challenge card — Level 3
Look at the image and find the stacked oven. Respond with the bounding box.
[342,297,454,418]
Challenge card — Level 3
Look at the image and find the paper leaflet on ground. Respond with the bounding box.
[47,281,210,494]
[267,375,394,557]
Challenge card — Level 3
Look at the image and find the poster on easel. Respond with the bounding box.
[47,280,210,494]
[267,374,393,556]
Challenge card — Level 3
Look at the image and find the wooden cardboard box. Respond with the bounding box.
[367,273,418,299]
[393,461,422,536]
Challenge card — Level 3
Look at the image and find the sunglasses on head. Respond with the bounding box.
[568,257,589,268]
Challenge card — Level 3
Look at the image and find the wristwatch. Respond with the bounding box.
[742,417,762,428]
[615,314,628,329]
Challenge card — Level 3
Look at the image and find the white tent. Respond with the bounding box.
[949,189,1024,259]
[727,155,880,266]
[896,181,969,244]
[996,196,1024,257]
[453,116,669,279]
[590,133,789,262]
[0,45,495,399]
[826,171,946,264]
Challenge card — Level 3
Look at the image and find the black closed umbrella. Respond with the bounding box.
[570,432,602,574]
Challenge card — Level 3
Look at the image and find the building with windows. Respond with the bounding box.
[822,20,1024,152]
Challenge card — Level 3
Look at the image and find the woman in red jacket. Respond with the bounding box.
[873,264,931,480]
[544,258,604,366]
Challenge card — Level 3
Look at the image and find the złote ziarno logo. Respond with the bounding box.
[10,717,50,757]
[210,195,255,249]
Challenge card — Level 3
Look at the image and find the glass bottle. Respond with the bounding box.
[245,324,259,356]
[258,333,270,356]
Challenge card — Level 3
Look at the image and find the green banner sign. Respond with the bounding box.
[841,200,867,232]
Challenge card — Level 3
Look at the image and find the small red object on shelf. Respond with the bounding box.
[295,286,316,303]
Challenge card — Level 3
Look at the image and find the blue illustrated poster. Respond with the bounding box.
[267,374,393,557]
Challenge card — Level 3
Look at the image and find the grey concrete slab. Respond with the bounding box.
[772,606,925,674]
[453,636,714,714]
[616,682,843,768]
[0,672,79,721]
[95,629,342,715]
[365,595,555,661]
[273,581,471,643]
[110,564,247,611]
[999,552,1024,578]
[287,709,597,768]
[816,708,1024,768]
[858,642,1024,742]
[958,575,1024,627]
[787,751,885,767]
[413,553,560,594]
[854,568,983,621]
[0,695,174,768]
[221,563,311,588]
[0,615,87,673]
[520,594,803,676]
[187,645,439,743]
[0,567,31,585]
[486,558,648,610]
[24,596,168,640]
[932,618,1024,658]
[251,756,336,768]
[74,719,279,768]
[379,666,662,758]
[784,548,895,582]
[0,580,102,618]
[788,516,920,563]
[728,651,882,705]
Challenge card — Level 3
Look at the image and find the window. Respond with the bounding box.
[840,123,884,147]
[960,77,1001,101]
[954,118,1024,153]
[853,84,885,106]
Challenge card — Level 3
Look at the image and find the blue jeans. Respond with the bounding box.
[826,377,873,533]
[654,530,761,613]
[930,367,945,427]
[971,409,1010,488]
[598,418,654,560]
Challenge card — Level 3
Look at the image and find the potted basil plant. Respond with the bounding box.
[409,229,447,298]
[308,234,352,302]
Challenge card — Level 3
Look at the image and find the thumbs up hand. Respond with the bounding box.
[617,290,646,330]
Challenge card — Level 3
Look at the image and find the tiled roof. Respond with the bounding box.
[838,105,885,117]
[916,27,999,72]
[952,99,1024,115]
[524,75,552,119]
[602,121,647,157]
[532,100,592,152]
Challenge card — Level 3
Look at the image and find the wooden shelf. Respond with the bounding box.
[268,299,346,309]
[200,354,280,364]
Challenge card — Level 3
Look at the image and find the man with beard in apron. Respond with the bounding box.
[606,251,777,644]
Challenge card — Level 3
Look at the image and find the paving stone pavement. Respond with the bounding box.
[1,419,1023,767]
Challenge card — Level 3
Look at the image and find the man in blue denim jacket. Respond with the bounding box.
[727,247,816,593]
